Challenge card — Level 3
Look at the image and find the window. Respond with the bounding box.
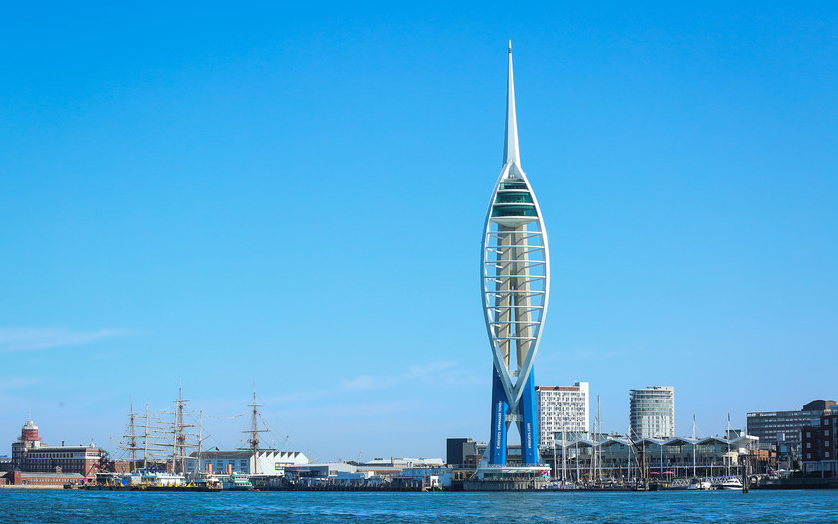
[807,443,811,449]
[826,430,830,437]
[807,453,811,459]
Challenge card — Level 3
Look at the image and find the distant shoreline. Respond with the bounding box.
[0,485,64,490]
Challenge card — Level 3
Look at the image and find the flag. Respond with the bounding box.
[215,447,220,451]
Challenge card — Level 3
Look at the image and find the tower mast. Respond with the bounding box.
[481,41,550,469]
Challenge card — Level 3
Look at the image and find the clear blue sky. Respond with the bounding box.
[1,1,836,461]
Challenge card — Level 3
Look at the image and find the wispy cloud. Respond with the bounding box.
[330,399,425,417]
[0,328,133,353]
[342,375,386,391]
[0,377,42,390]
[340,360,480,391]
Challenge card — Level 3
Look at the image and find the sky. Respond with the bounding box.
[1,1,836,462]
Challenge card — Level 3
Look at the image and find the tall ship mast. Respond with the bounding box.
[171,380,197,474]
[118,383,199,473]
[241,384,270,475]
[122,398,140,472]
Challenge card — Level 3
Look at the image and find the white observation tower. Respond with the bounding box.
[479,42,550,469]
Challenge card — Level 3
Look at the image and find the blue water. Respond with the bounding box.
[2,490,837,523]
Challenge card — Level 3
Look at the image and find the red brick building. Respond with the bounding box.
[1,470,84,487]
[9,417,105,480]
[802,412,838,477]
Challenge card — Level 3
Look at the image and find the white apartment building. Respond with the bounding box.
[535,382,590,448]
[630,386,675,439]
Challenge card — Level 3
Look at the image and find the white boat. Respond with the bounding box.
[139,468,186,487]
[687,478,715,490]
[718,477,743,490]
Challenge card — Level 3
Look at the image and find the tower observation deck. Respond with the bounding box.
[479,43,550,470]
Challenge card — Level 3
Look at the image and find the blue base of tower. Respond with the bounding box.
[487,365,539,466]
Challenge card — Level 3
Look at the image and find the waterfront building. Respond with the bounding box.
[747,400,836,465]
[536,382,589,448]
[397,467,454,489]
[1,470,86,487]
[283,461,358,481]
[446,438,480,468]
[540,434,759,481]
[630,386,675,439]
[185,449,308,476]
[361,457,445,468]
[9,417,104,479]
[479,42,550,469]
[11,418,42,468]
[801,408,838,477]
[16,445,104,477]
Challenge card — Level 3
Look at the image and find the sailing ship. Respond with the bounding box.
[102,383,221,491]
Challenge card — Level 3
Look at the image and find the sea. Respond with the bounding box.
[2,489,837,523]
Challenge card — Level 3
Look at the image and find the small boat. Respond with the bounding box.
[718,478,743,490]
[687,478,715,490]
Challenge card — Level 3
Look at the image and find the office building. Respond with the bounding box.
[748,400,836,464]
[629,386,675,439]
[747,400,836,446]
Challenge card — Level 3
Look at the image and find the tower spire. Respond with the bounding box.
[503,40,520,167]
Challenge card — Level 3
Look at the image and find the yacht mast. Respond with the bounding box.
[692,414,696,478]
[596,395,602,481]
[561,427,567,483]
[726,412,731,476]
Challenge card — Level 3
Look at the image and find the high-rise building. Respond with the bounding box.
[535,382,589,448]
[480,42,550,467]
[629,386,675,439]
